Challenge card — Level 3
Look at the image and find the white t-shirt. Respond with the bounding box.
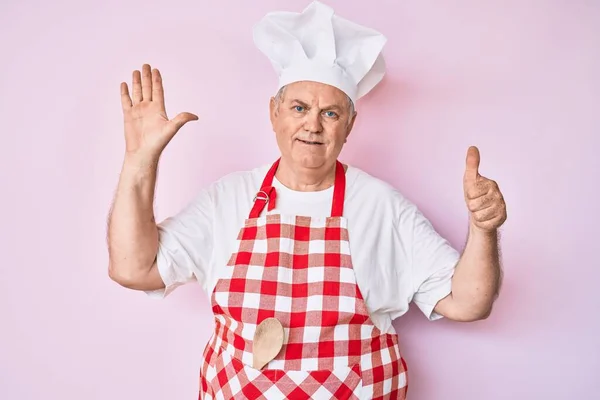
[147,163,460,334]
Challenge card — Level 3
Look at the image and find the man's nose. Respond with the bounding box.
[303,110,323,133]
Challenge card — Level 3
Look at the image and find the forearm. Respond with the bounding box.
[449,224,502,319]
[434,146,506,321]
[107,154,160,283]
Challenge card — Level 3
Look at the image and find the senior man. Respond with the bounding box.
[107,1,506,398]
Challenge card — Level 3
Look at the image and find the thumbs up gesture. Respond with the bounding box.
[463,146,507,233]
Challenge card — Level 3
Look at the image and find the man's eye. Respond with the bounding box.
[324,111,337,118]
[294,106,305,112]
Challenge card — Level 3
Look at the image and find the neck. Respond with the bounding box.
[275,158,337,192]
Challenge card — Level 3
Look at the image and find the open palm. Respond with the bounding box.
[120,64,197,159]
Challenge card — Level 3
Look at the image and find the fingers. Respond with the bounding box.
[465,178,499,200]
[124,65,197,137]
[132,69,142,104]
[141,64,152,102]
[169,112,199,132]
[467,188,504,211]
[128,65,164,107]
[472,211,505,231]
[471,206,497,223]
[462,146,507,231]
[120,82,132,110]
[152,68,165,111]
[468,179,507,232]
[471,205,506,226]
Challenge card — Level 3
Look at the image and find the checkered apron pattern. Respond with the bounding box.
[199,159,408,399]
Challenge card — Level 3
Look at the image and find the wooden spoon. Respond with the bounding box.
[252,317,284,370]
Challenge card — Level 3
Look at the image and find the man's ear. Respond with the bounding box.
[345,111,358,142]
[269,97,277,126]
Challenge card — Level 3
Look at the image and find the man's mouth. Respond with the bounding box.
[297,139,323,145]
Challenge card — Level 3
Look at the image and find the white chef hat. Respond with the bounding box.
[252,1,387,104]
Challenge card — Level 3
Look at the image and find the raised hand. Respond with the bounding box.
[120,64,198,160]
[463,146,507,233]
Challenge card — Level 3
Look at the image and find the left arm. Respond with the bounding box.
[434,146,507,322]
[434,225,503,321]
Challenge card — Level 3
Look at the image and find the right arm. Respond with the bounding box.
[107,63,198,291]
[107,153,163,291]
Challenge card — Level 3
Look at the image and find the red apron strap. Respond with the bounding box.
[330,160,346,217]
[249,159,346,219]
[248,159,280,219]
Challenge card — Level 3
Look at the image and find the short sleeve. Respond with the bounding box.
[407,205,460,320]
[145,187,214,299]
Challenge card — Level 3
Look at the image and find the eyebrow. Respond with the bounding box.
[289,99,344,112]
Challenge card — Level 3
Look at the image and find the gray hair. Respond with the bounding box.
[273,85,355,125]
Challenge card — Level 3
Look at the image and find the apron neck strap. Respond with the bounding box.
[249,159,346,219]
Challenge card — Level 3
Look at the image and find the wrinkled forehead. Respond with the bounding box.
[281,81,351,108]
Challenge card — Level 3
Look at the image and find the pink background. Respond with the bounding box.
[1,0,598,398]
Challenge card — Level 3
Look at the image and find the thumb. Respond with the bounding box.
[170,112,199,132]
[464,146,480,186]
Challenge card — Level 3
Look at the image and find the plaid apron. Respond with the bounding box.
[199,159,408,399]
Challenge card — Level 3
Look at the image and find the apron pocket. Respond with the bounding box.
[207,345,363,399]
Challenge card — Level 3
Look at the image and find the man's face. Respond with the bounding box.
[269,81,356,171]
